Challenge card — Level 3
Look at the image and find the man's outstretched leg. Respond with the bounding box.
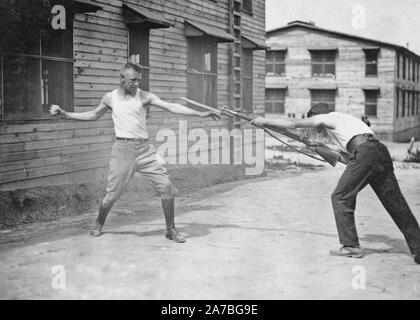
[330,147,372,258]
[161,197,185,243]
[91,140,136,237]
[134,143,185,243]
[90,197,115,237]
[369,169,420,264]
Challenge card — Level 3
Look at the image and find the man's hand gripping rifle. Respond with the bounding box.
[180,97,347,167]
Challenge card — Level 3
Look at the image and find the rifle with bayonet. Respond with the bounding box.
[180,97,346,167]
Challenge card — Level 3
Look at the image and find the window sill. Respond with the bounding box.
[266,74,287,77]
[312,75,336,78]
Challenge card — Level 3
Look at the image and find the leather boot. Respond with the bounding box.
[90,202,111,237]
[161,198,185,243]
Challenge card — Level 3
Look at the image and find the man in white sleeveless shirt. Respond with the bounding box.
[50,62,219,243]
[251,103,420,264]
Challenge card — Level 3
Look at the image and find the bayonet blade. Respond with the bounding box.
[180,97,223,115]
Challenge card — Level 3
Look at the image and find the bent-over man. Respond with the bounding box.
[251,103,420,264]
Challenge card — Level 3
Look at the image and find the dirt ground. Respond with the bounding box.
[1,141,420,300]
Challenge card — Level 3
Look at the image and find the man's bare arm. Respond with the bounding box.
[146,93,220,120]
[251,115,336,130]
[49,93,112,121]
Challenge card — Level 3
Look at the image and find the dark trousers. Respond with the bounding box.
[331,141,420,255]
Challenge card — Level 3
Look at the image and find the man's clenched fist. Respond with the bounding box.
[49,104,63,116]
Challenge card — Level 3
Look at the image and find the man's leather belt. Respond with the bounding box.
[347,133,378,154]
[116,137,149,142]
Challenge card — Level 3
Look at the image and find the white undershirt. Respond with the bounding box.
[313,112,374,153]
[109,89,148,139]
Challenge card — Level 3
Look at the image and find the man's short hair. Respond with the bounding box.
[307,103,332,117]
[121,62,143,74]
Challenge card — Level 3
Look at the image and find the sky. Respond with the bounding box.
[266,0,420,54]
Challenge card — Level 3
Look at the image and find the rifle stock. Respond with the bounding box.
[313,144,340,167]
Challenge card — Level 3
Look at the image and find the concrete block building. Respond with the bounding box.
[265,21,420,141]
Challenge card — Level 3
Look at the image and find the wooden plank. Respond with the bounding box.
[74,44,127,57]
[0,119,113,135]
[0,149,111,173]
[74,36,127,50]
[0,158,110,184]
[75,67,121,78]
[74,52,128,64]
[75,83,120,91]
[74,20,127,36]
[0,134,115,154]
[74,13,127,29]
[0,142,114,164]
[74,60,126,71]
[74,28,127,43]
[75,74,120,84]
[0,127,116,145]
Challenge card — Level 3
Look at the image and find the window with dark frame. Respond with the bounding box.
[413,91,416,115]
[0,0,74,120]
[406,91,411,117]
[411,91,416,115]
[242,0,252,15]
[310,89,336,111]
[265,89,286,114]
[364,90,378,117]
[396,88,400,118]
[402,90,406,117]
[406,91,409,116]
[364,49,378,77]
[417,62,420,83]
[187,36,217,107]
[128,24,150,116]
[402,56,407,80]
[129,25,150,92]
[412,59,415,81]
[242,48,253,112]
[417,91,419,115]
[310,50,336,77]
[266,50,286,76]
[407,91,410,116]
[408,58,411,81]
[410,91,414,116]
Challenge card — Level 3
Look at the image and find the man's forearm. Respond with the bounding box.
[168,103,203,117]
[60,110,99,121]
[265,119,297,129]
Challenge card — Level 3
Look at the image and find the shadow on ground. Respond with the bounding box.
[104,223,241,239]
[361,234,410,256]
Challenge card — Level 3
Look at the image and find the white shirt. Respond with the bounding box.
[313,112,374,153]
[109,89,148,139]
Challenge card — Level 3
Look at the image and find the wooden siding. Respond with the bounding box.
[241,0,266,111]
[0,0,266,191]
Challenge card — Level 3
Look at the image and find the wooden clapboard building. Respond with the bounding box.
[265,21,420,141]
[0,0,266,191]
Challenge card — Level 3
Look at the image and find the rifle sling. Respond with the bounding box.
[263,128,326,163]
